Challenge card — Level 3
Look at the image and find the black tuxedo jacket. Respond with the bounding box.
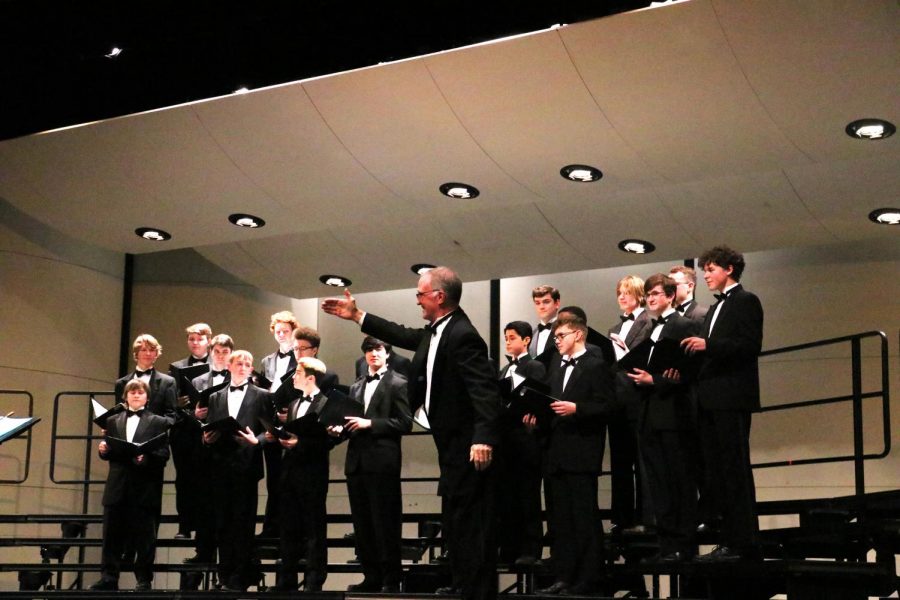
[529,321,558,367]
[361,309,501,491]
[345,370,412,475]
[115,370,177,424]
[205,384,269,480]
[637,314,698,431]
[191,368,230,391]
[696,284,763,412]
[677,299,709,326]
[280,392,337,472]
[101,411,170,508]
[608,309,653,348]
[260,350,297,387]
[542,352,614,474]
[170,354,211,370]
[355,352,412,379]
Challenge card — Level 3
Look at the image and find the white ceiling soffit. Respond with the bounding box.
[0,0,896,298]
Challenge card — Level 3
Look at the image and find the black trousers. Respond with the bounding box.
[495,429,543,561]
[697,409,759,551]
[608,411,639,528]
[279,461,329,590]
[546,471,603,589]
[347,469,403,587]
[262,442,283,534]
[211,468,258,589]
[640,428,697,554]
[169,421,203,533]
[100,502,157,584]
[444,463,497,600]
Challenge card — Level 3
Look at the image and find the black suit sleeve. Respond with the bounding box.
[449,327,502,446]
[705,292,763,361]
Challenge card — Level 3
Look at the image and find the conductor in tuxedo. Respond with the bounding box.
[199,350,268,591]
[114,334,177,424]
[625,274,700,561]
[682,245,763,562]
[322,266,501,600]
[496,321,546,566]
[607,276,652,532]
[91,379,170,591]
[267,357,342,592]
[533,315,614,595]
[343,337,412,593]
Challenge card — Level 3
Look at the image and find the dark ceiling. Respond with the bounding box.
[0,0,651,141]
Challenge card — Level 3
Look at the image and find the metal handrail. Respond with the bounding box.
[0,390,36,484]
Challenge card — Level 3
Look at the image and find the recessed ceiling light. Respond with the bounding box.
[560,164,603,182]
[869,208,900,225]
[228,213,266,228]
[104,46,123,59]
[845,118,895,140]
[411,263,436,275]
[319,274,352,287]
[135,227,171,241]
[439,182,479,199]
[617,239,655,254]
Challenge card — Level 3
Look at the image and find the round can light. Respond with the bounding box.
[845,119,895,140]
[135,227,171,241]
[617,239,655,254]
[868,208,900,225]
[319,274,352,287]
[439,182,479,199]
[411,263,436,275]
[228,213,266,228]
[560,164,603,182]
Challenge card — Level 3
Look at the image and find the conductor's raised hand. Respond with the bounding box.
[321,289,363,323]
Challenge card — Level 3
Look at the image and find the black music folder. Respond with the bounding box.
[585,327,617,365]
[0,414,40,444]
[201,416,244,437]
[181,376,230,410]
[91,398,126,429]
[500,374,557,427]
[252,369,295,394]
[317,390,364,428]
[616,337,692,375]
[169,363,210,396]
[282,412,327,437]
[105,431,168,458]
[259,415,293,441]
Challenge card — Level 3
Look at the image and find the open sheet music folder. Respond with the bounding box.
[0,414,40,444]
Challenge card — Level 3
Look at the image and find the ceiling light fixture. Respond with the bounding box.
[135,227,171,241]
[319,274,352,287]
[411,263,436,275]
[845,118,895,140]
[439,182,479,199]
[560,164,603,182]
[617,239,655,254]
[228,213,266,228]
[868,208,900,225]
[104,46,123,58]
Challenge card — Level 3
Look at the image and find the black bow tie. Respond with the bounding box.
[135,368,154,377]
[300,395,314,403]
[427,313,453,335]
[561,357,578,369]
[675,302,689,313]
[212,369,227,377]
[229,383,247,392]
[277,350,292,359]
[714,292,730,302]
[366,373,381,383]
[537,322,552,332]
[506,355,519,366]
[620,314,635,322]
[652,316,668,327]
[188,356,207,365]
[126,409,143,418]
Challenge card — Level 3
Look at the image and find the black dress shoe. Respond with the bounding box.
[537,581,569,595]
[89,579,119,591]
[695,545,742,562]
[135,581,152,591]
[435,585,460,595]
[659,551,690,563]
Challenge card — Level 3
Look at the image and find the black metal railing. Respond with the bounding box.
[0,390,36,484]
